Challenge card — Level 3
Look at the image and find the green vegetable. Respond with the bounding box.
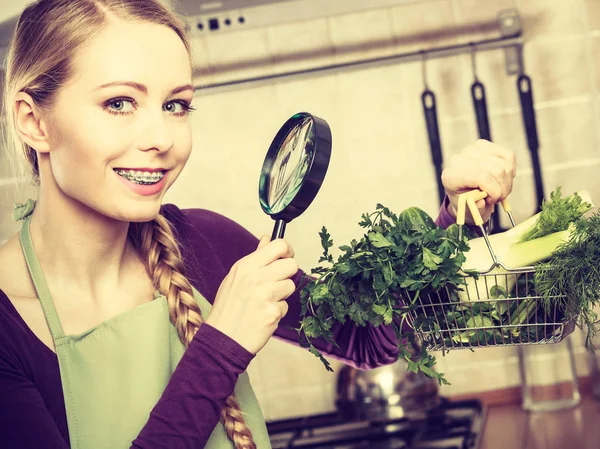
[298,188,598,384]
[534,210,600,347]
[298,204,470,385]
[518,186,592,243]
[458,189,593,303]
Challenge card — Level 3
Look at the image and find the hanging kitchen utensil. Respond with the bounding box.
[517,72,545,211]
[470,44,492,142]
[421,52,445,205]
[258,112,332,240]
[470,43,503,233]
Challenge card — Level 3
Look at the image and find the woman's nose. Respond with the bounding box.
[137,111,174,153]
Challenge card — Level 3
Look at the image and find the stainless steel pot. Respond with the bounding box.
[335,360,441,421]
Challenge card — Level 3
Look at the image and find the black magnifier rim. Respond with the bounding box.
[259,112,332,223]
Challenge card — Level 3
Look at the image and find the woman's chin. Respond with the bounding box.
[116,203,164,223]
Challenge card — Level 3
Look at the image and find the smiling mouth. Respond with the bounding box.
[114,169,166,185]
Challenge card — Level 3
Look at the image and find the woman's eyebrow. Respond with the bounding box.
[95,81,195,95]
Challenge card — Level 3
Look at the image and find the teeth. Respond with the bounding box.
[115,169,165,184]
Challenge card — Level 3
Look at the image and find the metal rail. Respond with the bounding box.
[194,33,523,95]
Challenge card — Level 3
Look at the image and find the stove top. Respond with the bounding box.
[266,398,485,449]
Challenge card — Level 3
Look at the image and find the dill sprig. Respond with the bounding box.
[534,210,600,347]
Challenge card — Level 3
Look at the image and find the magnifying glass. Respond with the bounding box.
[259,112,332,240]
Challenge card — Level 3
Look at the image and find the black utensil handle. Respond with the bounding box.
[517,74,539,152]
[517,73,544,209]
[470,80,502,231]
[471,81,492,141]
[421,89,445,204]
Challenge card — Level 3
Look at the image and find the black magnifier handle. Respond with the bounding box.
[422,89,445,205]
[271,219,287,240]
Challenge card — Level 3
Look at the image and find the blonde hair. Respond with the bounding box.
[1,1,256,447]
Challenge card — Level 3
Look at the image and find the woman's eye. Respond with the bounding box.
[104,98,135,115]
[164,100,195,117]
[103,98,195,117]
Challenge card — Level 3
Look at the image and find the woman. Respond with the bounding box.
[0,1,516,448]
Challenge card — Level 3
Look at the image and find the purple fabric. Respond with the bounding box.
[0,200,456,448]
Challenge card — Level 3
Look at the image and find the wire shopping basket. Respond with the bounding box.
[405,190,577,352]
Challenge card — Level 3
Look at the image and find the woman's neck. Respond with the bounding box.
[28,194,143,302]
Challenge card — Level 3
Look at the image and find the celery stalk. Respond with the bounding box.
[458,189,593,304]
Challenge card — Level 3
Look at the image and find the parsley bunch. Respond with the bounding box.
[297,204,471,384]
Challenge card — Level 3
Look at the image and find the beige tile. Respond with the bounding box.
[203,28,273,84]
[0,70,29,179]
[533,99,599,166]
[452,0,518,40]
[261,384,336,421]
[584,0,600,31]
[271,74,340,123]
[250,336,338,393]
[439,116,479,156]
[509,170,546,222]
[266,18,333,75]
[399,57,473,122]
[390,0,457,53]
[523,37,592,103]
[0,133,31,180]
[487,111,529,164]
[328,9,395,64]
[440,354,521,396]
[542,159,600,206]
[188,36,215,85]
[590,36,600,93]
[0,147,16,179]
[332,65,430,175]
[455,50,521,114]
[445,345,519,365]
[516,0,586,40]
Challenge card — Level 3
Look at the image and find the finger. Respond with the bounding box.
[278,300,289,320]
[480,158,513,201]
[284,239,295,258]
[257,235,270,250]
[248,238,294,268]
[273,279,297,302]
[260,258,299,283]
[445,154,510,201]
[442,160,488,195]
[271,238,295,258]
[461,141,515,175]
[477,170,504,203]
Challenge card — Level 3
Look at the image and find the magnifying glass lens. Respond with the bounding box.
[259,112,331,240]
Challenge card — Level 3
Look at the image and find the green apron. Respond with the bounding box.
[16,203,271,449]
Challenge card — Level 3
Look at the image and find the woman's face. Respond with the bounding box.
[43,17,194,222]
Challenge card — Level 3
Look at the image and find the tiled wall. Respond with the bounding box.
[2,0,600,420]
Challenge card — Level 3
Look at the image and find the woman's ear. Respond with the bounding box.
[13,91,51,153]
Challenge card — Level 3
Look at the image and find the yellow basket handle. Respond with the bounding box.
[455,190,512,226]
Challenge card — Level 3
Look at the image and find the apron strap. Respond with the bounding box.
[19,215,65,340]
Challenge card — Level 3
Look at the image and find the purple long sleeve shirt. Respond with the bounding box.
[0,201,456,448]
